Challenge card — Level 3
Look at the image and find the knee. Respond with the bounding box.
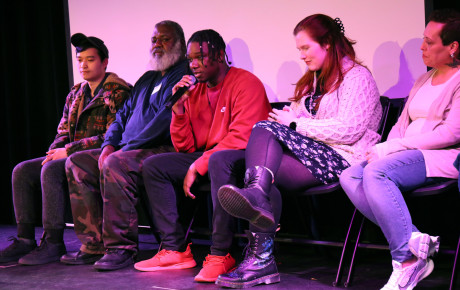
[209,150,241,170]
[41,160,62,179]
[66,151,86,170]
[362,161,387,182]
[142,154,169,178]
[12,160,30,181]
[340,163,365,195]
[208,150,245,178]
[254,120,271,128]
[12,159,42,184]
[102,151,128,175]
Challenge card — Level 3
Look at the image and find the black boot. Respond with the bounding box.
[93,249,135,271]
[216,231,280,288]
[18,238,66,265]
[218,166,275,230]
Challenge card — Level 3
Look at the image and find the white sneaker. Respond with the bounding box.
[408,232,440,260]
[381,258,434,290]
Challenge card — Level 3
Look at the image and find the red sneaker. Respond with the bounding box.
[194,253,236,282]
[134,243,196,272]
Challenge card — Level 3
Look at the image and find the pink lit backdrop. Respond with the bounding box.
[68,0,425,101]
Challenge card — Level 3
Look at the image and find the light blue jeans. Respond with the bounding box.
[340,150,444,262]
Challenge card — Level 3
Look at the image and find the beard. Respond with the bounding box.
[148,41,183,71]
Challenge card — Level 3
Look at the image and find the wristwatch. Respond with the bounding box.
[289,121,297,131]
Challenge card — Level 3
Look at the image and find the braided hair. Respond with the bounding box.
[187,29,231,65]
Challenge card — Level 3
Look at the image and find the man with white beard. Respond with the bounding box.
[61,20,188,271]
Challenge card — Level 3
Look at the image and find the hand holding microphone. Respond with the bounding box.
[167,75,197,114]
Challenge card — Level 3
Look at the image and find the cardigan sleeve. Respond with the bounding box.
[295,67,380,145]
[375,89,460,158]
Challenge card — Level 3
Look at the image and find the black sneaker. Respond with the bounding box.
[93,249,135,271]
[0,237,36,263]
[18,239,66,265]
[61,251,103,265]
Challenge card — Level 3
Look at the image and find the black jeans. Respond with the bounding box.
[143,152,216,252]
[12,157,69,241]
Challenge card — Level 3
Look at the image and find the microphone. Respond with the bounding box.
[165,76,197,109]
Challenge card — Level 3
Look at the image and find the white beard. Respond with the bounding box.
[148,41,183,71]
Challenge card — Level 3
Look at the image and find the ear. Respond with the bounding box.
[218,49,225,63]
[325,43,330,51]
[450,41,459,56]
[103,58,109,70]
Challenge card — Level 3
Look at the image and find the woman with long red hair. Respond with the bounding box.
[213,14,382,288]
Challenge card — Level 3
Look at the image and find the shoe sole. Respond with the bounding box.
[215,273,280,288]
[194,275,218,282]
[0,255,24,263]
[60,255,103,265]
[218,186,275,230]
[18,252,66,266]
[194,268,236,283]
[134,260,196,272]
[409,233,440,260]
[93,256,134,271]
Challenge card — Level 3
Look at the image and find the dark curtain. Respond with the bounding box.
[0,0,71,224]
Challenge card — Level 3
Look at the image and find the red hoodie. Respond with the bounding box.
[171,67,271,175]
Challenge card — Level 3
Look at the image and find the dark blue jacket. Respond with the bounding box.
[102,60,188,151]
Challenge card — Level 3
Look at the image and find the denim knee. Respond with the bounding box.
[340,162,365,196]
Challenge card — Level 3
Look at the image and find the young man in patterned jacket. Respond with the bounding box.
[0,33,130,265]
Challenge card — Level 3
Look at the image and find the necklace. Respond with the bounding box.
[307,71,322,116]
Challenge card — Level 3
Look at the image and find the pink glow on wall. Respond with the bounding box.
[68,0,425,101]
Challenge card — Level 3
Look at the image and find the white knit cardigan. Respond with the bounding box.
[375,69,460,178]
[290,58,382,166]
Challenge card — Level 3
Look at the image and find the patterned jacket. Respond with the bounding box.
[49,72,130,155]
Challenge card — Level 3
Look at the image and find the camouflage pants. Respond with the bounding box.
[65,146,174,254]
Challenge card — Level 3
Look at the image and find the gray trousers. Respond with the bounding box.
[12,157,69,239]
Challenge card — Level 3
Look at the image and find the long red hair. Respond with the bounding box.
[291,14,360,102]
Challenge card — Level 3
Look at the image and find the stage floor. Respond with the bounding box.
[0,225,455,289]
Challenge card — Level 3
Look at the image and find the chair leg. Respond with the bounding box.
[344,214,366,287]
[333,208,360,287]
[450,234,460,290]
[184,202,200,242]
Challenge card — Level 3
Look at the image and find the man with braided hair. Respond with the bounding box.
[134,29,271,283]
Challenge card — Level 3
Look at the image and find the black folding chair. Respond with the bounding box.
[292,96,407,286]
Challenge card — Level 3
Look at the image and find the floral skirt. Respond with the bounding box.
[255,120,350,184]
